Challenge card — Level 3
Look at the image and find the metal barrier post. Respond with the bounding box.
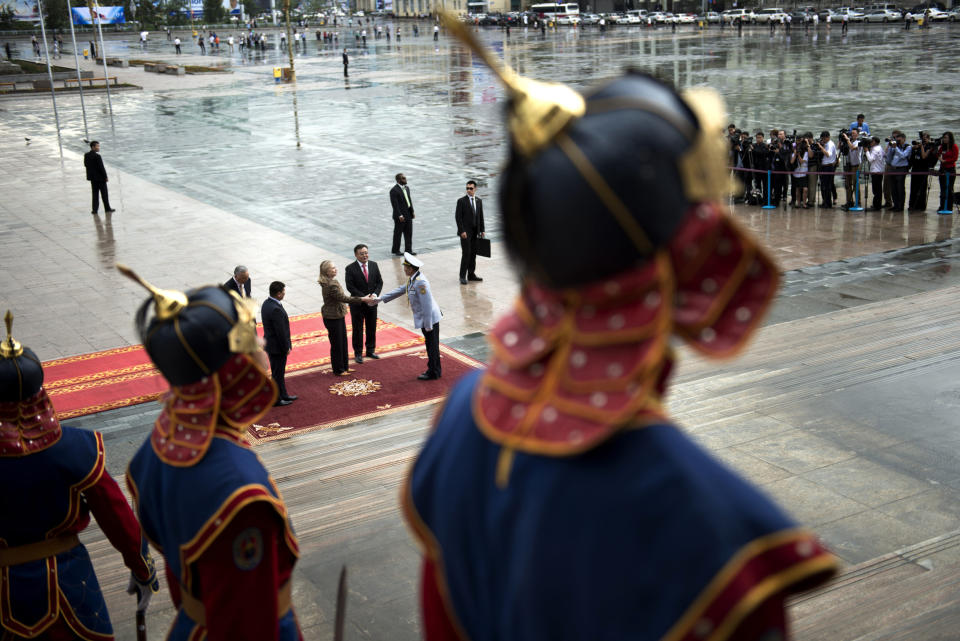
[762,170,776,210]
[848,167,864,212]
[937,171,953,215]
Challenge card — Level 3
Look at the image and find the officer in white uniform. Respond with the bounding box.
[379,253,443,380]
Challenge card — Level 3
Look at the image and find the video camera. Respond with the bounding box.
[838,128,850,155]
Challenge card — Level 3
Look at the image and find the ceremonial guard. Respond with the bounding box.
[0,311,158,641]
[401,18,838,641]
[120,268,302,641]
[379,253,443,380]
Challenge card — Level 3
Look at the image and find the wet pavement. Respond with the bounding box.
[2,22,959,256]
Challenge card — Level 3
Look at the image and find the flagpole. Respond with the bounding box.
[36,0,63,144]
[67,0,90,140]
[88,0,114,117]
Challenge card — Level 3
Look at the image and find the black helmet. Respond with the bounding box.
[0,311,44,403]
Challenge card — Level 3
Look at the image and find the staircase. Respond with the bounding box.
[791,530,960,640]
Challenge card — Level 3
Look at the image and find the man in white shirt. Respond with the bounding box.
[815,131,838,208]
[841,128,862,209]
[863,137,886,210]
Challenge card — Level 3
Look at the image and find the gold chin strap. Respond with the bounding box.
[1,310,23,359]
[227,292,259,354]
[440,10,585,158]
[677,87,739,203]
[117,263,188,321]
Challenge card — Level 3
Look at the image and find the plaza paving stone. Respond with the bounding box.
[2,20,960,640]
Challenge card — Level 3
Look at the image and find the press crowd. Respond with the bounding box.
[729,116,959,213]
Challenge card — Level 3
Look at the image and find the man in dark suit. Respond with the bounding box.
[344,244,384,363]
[454,179,486,284]
[390,173,416,256]
[222,265,252,298]
[261,281,296,406]
[84,141,115,215]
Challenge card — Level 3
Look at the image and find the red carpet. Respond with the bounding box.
[250,345,482,442]
[42,313,429,420]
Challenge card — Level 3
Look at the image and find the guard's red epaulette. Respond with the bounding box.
[0,388,62,457]
[474,202,780,456]
[151,354,276,466]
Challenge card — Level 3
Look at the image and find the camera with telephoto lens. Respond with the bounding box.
[838,128,850,155]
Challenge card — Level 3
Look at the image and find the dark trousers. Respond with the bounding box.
[771,173,786,204]
[939,170,956,211]
[392,217,413,253]
[323,317,350,374]
[422,323,441,378]
[870,173,884,209]
[459,233,478,278]
[819,165,834,207]
[349,303,377,356]
[90,181,111,213]
[890,172,906,209]
[908,172,929,210]
[267,351,289,399]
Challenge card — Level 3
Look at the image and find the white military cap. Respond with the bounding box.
[403,252,423,269]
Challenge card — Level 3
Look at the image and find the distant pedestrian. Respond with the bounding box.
[84,141,115,216]
[342,48,349,77]
[166,27,171,41]
[174,37,181,54]
[4,42,11,60]
[89,40,96,59]
[227,35,234,51]
[361,29,367,46]
[198,36,205,53]
[433,24,439,40]
[31,35,40,57]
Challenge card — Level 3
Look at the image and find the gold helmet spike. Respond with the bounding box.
[116,263,189,321]
[1,310,24,359]
[440,10,585,158]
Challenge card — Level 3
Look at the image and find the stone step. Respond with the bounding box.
[791,530,960,640]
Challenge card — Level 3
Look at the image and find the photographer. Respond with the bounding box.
[881,129,903,208]
[732,130,751,201]
[863,137,885,210]
[805,132,820,207]
[885,133,912,210]
[815,131,838,208]
[908,132,936,211]
[791,136,810,208]
[750,131,770,203]
[769,131,791,206]
[935,131,958,212]
[840,128,862,210]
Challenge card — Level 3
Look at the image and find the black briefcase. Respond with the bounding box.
[476,237,491,258]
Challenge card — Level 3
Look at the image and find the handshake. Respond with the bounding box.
[362,294,380,306]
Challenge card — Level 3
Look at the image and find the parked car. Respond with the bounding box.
[864,4,903,21]
[580,13,601,24]
[556,14,581,24]
[949,7,960,20]
[754,8,787,22]
[721,8,756,23]
[835,7,866,20]
[706,11,721,22]
[676,13,696,23]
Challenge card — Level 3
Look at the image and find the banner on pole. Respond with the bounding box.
[71,6,126,24]
[186,0,243,16]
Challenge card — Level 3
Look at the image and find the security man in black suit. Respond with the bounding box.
[84,141,115,215]
[454,179,486,284]
[222,265,252,298]
[260,281,296,406]
[344,244,384,363]
[390,173,416,256]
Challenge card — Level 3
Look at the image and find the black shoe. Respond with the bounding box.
[355,355,364,363]
[417,373,439,380]
[460,277,468,284]
[105,208,116,213]
[408,251,417,255]
[284,395,298,401]
[274,399,293,406]
[91,211,99,215]
[365,352,380,359]
[392,251,403,256]
[468,274,483,281]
